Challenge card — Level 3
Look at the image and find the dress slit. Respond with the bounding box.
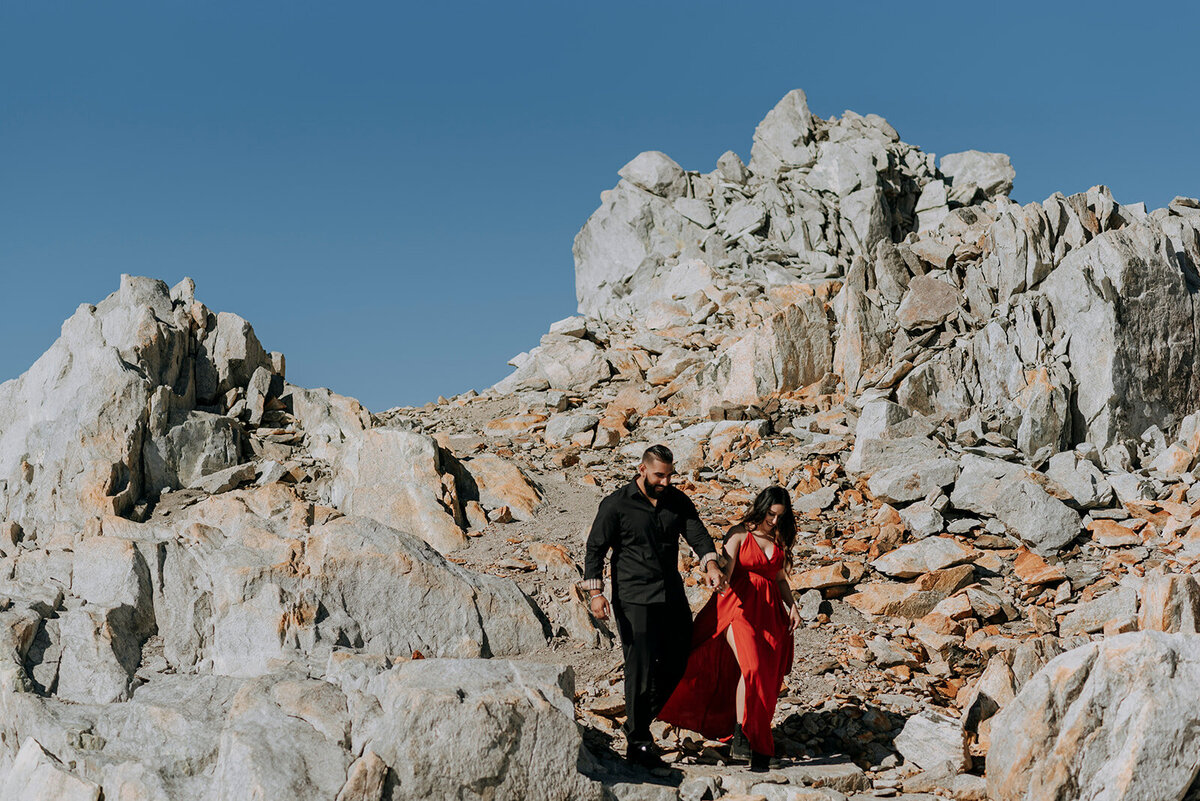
[658,533,794,755]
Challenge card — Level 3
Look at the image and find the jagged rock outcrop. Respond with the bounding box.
[0,276,285,539]
[987,632,1200,800]
[0,276,578,798]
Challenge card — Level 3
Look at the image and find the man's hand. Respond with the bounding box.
[589,593,611,621]
[705,561,725,591]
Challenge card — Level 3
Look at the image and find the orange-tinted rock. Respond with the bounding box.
[484,413,548,435]
[1013,551,1067,585]
[791,561,865,591]
[528,542,581,579]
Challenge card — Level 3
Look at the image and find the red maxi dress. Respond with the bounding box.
[658,533,793,756]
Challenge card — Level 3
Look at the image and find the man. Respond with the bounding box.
[582,444,724,768]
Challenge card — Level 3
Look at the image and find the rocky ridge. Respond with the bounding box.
[3,89,1200,799]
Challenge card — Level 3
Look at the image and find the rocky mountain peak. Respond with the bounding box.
[3,90,1200,799]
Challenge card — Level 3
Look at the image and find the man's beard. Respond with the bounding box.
[645,481,666,497]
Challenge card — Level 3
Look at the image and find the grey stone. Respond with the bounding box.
[1,737,101,801]
[548,315,588,338]
[899,501,943,538]
[618,151,686,197]
[158,486,547,673]
[716,150,749,184]
[544,412,600,446]
[1106,471,1154,505]
[497,338,612,393]
[847,436,945,476]
[356,659,602,800]
[210,677,351,801]
[1044,451,1113,509]
[1059,586,1138,636]
[894,710,969,773]
[196,310,272,404]
[950,455,1081,554]
[871,537,975,579]
[774,759,871,792]
[71,537,154,637]
[674,197,714,229]
[244,365,273,427]
[188,461,255,494]
[331,428,467,553]
[143,409,245,493]
[867,458,958,504]
[749,89,816,177]
[57,605,143,704]
[807,140,883,197]
[896,276,961,330]
[697,294,832,409]
[1042,217,1200,450]
[854,399,911,441]
[283,385,371,463]
[572,182,712,319]
[987,632,1200,800]
[939,150,1015,202]
[719,199,767,239]
[794,485,838,514]
[0,276,187,537]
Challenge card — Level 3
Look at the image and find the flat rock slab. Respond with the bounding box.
[871,538,975,579]
[794,485,838,514]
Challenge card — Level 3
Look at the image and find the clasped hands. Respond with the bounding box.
[588,563,727,621]
[705,561,727,592]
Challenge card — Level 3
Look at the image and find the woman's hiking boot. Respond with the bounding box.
[730,722,751,762]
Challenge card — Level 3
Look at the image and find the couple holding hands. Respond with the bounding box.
[583,444,800,770]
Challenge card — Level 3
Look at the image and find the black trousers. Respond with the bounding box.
[614,598,693,743]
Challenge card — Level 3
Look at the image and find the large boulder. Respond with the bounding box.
[0,738,100,801]
[950,455,1081,554]
[573,180,714,320]
[833,242,910,394]
[464,453,544,520]
[617,151,686,197]
[697,294,832,407]
[210,677,350,800]
[748,89,816,177]
[155,484,547,673]
[142,408,245,493]
[330,428,467,553]
[939,150,1015,203]
[1043,216,1200,450]
[495,337,613,394]
[284,385,371,464]
[355,659,602,801]
[987,632,1200,800]
[195,311,271,404]
[0,276,186,537]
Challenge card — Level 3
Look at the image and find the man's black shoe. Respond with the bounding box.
[749,750,780,772]
[626,741,668,769]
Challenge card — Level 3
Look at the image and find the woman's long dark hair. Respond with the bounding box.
[741,485,796,567]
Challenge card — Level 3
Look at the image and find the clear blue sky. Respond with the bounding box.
[3,2,1196,410]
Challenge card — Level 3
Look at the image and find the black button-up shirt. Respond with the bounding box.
[584,479,716,605]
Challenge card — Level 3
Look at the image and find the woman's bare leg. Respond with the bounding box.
[725,626,746,724]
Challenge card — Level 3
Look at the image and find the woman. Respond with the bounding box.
[658,485,800,766]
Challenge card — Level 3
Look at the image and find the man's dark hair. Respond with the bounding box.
[642,444,674,465]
